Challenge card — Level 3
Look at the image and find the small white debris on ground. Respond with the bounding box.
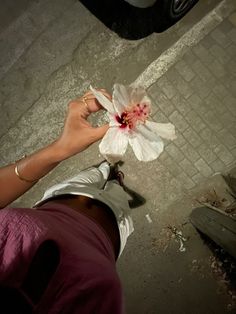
[145,214,153,223]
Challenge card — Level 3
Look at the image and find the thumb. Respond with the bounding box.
[91,124,109,142]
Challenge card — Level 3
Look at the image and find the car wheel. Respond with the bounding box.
[158,0,199,25]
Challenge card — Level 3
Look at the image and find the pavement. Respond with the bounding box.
[0,0,236,313]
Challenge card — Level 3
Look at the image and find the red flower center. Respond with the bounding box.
[115,103,150,129]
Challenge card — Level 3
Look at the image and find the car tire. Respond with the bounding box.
[157,0,199,26]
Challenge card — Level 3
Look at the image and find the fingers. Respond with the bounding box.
[84,89,112,101]
[99,89,112,101]
[69,88,112,118]
[90,124,109,142]
[82,89,112,114]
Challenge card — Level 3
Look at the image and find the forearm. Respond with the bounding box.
[0,141,64,208]
[0,89,110,209]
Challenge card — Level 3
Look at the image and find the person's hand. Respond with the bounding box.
[55,89,110,160]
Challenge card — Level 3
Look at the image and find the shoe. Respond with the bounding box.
[98,161,111,180]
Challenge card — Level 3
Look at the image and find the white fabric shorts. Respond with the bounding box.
[34,165,134,257]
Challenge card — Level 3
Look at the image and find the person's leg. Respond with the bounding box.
[34,162,110,206]
[59,162,110,188]
[35,162,133,257]
[101,177,134,257]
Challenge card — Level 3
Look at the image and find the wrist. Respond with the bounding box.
[46,140,68,163]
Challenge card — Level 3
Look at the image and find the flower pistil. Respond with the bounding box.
[116,103,150,129]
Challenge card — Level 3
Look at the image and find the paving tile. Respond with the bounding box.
[182,49,197,65]
[190,76,211,99]
[225,60,236,78]
[152,111,169,123]
[209,44,231,65]
[231,147,236,158]
[173,132,187,148]
[217,129,236,150]
[210,159,226,173]
[184,111,206,132]
[210,27,232,47]
[226,74,236,94]
[206,59,226,78]
[151,92,175,116]
[194,158,213,177]
[227,43,236,58]
[179,158,198,177]
[192,43,214,64]
[221,19,235,33]
[165,67,180,83]
[192,172,206,184]
[169,110,189,132]
[202,110,224,132]
[171,94,191,116]
[214,144,235,165]
[188,93,201,107]
[157,76,177,99]
[198,128,221,149]
[148,84,163,101]
[158,151,169,163]
[191,59,212,82]
[183,127,202,148]
[176,172,196,189]
[180,143,200,163]
[228,12,236,27]
[160,155,183,177]
[228,124,236,138]
[219,111,236,128]
[197,143,218,164]
[205,92,227,116]
[174,76,194,99]
[189,94,208,115]
[228,28,236,44]
[165,143,185,162]
[175,60,195,82]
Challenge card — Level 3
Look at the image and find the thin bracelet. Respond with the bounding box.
[14,156,38,183]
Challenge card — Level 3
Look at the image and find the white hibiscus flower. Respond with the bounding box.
[90,84,176,162]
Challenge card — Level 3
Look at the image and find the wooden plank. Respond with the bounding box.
[190,207,236,259]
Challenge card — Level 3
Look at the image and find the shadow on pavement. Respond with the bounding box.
[79,0,173,40]
[125,185,146,208]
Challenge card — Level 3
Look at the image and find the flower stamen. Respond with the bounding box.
[116,103,150,129]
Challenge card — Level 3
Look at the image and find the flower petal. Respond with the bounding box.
[108,114,121,127]
[128,132,164,162]
[113,84,131,116]
[130,85,147,104]
[145,121,176,140]
[99,127,129,162]
[135,124,158,142]
[90,85,115,113]
[140,95,152,107]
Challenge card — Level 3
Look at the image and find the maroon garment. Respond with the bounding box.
[0,203,124,313]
